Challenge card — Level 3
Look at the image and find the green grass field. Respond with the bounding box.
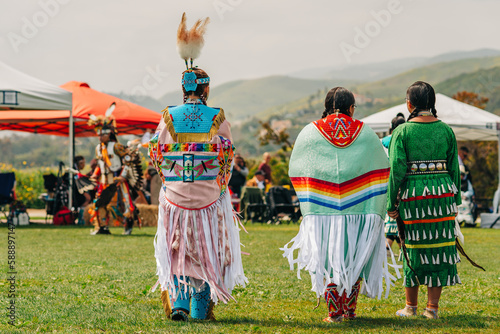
[1,223,499,333]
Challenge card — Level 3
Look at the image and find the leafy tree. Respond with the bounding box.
[256,121,295,186]
[452,91,489,109]
[257,121,293,151]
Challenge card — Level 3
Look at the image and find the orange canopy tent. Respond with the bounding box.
[0,81,162,136]
[0,79,162,209]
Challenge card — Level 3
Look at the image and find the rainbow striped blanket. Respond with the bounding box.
[289,116,390,217]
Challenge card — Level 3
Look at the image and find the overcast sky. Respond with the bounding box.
[1,0,499,99]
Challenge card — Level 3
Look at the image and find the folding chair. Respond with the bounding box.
[267,186,301,224]
[0,172,16,223]
[239,187,268,223]
[42,174,58,223]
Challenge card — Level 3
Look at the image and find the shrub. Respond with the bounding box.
[0,164,56,209]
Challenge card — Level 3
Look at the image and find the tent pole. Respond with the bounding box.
[68,109,74,211]
[497,124,500,191]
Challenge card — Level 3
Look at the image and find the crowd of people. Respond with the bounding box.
[228,152,273,198]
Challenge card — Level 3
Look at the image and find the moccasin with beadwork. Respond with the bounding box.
[396,306,417,317]
[422,308,438,319]
[323,316,343,323]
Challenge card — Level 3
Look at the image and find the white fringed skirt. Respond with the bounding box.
[281,214,400,298]
[153,189,247,304]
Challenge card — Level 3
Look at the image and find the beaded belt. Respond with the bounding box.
[406,160,448,175]
[160,155,220,182]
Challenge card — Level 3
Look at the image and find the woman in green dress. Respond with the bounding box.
[387,81,461,319]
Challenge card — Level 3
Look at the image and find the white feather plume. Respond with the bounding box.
[105,102,116,117]
[176,12,210,62]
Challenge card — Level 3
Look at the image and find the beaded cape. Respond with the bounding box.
[313,113,364,148]
[289,115,389,217]
[162,103,226,143]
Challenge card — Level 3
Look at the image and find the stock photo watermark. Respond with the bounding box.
[213,0,244,20]
[6,219,17,326]
[7,0,72,53]
[339,0,411,64]
[130,65,169,101]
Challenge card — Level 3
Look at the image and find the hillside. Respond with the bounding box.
[105,91,164,113]
[434,66,500,114]
[291,48,500,82]
[258,56,500,121]
[232,57,500,157]
[291,57,425,82]
[352,56,500,102]
[159,76,358,121]
[5,50,500,166]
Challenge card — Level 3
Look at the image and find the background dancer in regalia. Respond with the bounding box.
[88,104,143,235]
[149,13,247,321]
[282,87,399,323]
[387,81,462,319]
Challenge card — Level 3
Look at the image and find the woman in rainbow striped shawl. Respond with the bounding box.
[282,87,400,323]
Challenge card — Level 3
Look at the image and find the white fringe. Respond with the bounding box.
[153,189,247,304]
[280,214,400,299]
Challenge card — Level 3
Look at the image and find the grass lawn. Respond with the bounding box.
[1,223,499,333]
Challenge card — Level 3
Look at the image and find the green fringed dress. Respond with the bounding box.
[387,120,461,288]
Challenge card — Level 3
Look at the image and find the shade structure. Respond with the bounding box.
[0,61,72,110]
[62,81,161,136]
[0,81,162,136]
[361,93,500,141]
[361,93,500,192]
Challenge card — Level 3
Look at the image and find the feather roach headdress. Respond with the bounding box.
[87,102,117,134]
[177,13,211,92]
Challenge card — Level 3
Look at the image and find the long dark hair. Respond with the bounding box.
[322,87,355,118]
[406,81,437,121]
[181,67,210,105]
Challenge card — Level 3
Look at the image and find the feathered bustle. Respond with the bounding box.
[87,102,117,133]
[105,103,116,117]
[177,12,210,64]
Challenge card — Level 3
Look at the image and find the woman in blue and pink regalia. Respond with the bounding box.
[148,13,247,322]
[282,87,400,322]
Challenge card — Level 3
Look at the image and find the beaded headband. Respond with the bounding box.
[181,71,210,92]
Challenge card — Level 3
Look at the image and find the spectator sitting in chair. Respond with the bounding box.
[246,170,267,191]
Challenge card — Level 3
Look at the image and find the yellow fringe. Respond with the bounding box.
[161,290,172,318]
[162,107,226,143]
[206,300,216,321]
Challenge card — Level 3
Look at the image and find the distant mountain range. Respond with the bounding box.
[228,52,500,157]
[152,48,500,122]
[5,48,500,167]
[104,48,500,157]
[290,48,500,82]
[158,76,358,121]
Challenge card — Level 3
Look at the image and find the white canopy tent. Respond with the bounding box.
[362,93,500,141]
[0,62,72,110]
[0,61,74,208]
[361,93,500,191]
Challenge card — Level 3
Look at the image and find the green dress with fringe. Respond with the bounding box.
[387,120,462,288]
